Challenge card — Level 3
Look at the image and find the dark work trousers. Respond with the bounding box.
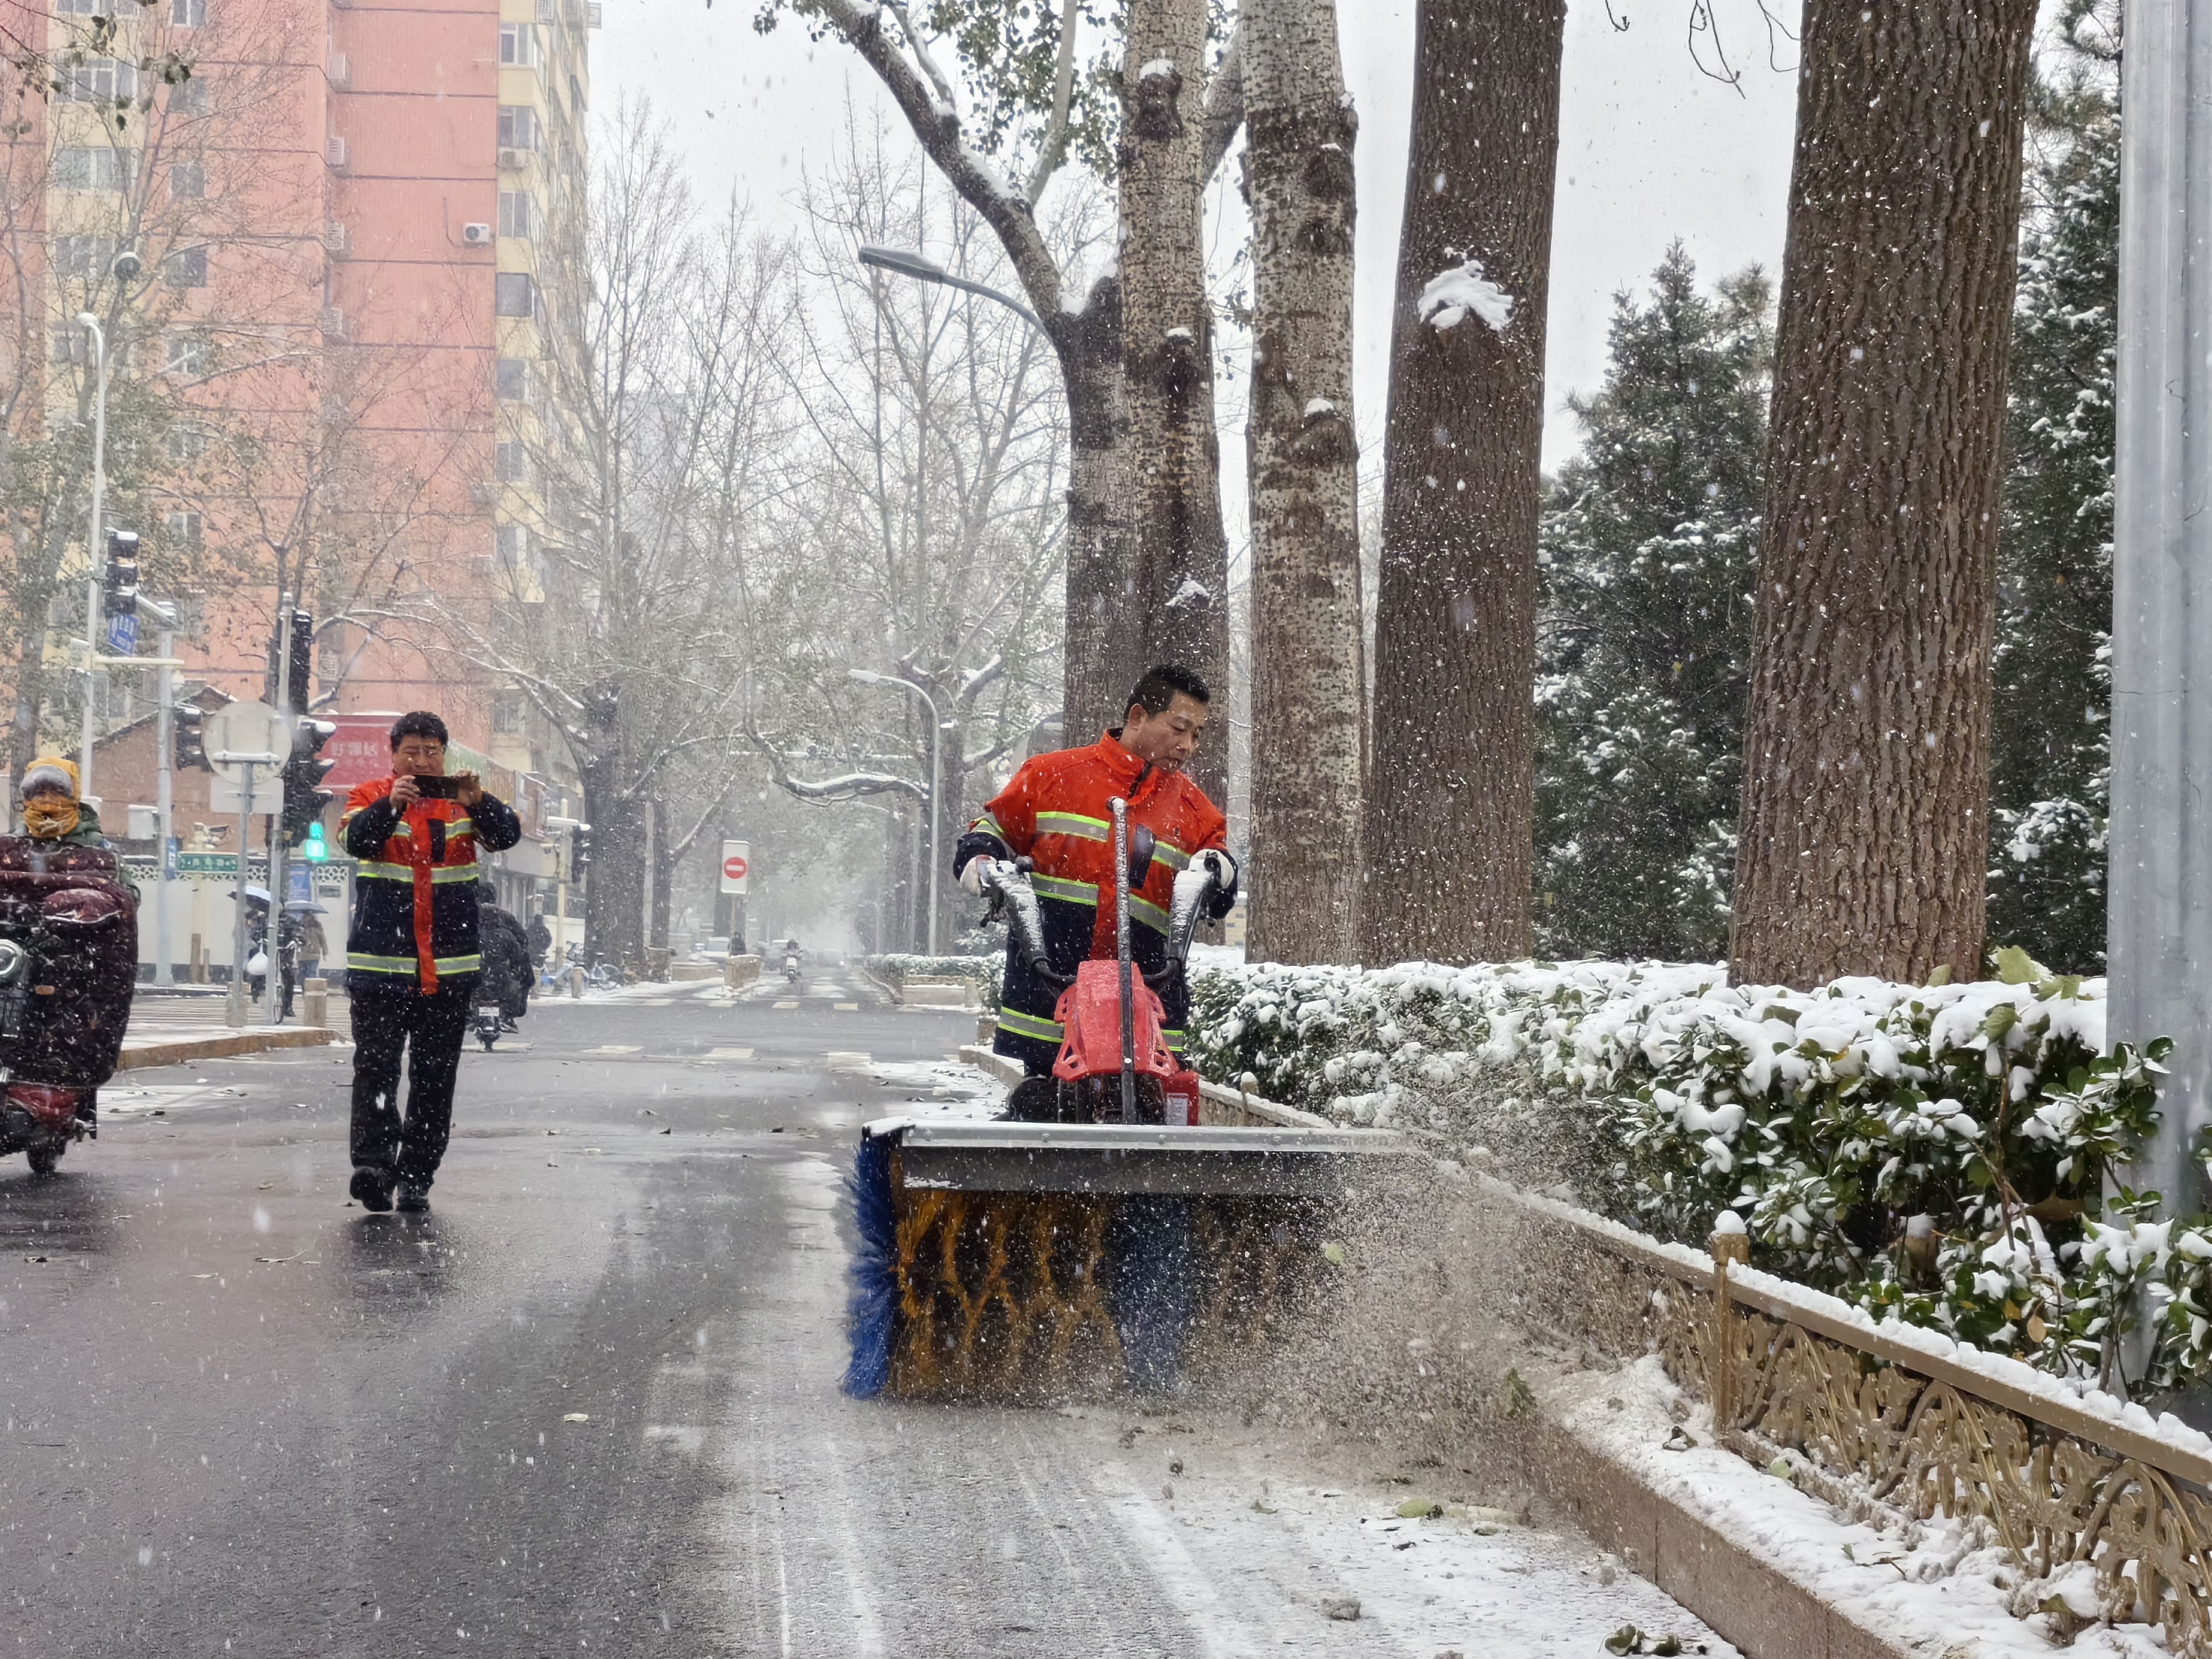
[349,976,473,1185]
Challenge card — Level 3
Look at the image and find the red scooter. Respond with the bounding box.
[0,839,138,1174]
[987,796,1215,1127]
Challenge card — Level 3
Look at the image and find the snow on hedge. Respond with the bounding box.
[1187,955,2210,1390]
[868,953,1001,1011]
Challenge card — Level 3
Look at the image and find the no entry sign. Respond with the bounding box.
[720,840,750,895]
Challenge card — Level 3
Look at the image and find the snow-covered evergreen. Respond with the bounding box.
[1534,248,1770,961]
[1986,20,2118,974]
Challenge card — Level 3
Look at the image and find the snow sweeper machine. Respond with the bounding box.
[845,796,1412,1402]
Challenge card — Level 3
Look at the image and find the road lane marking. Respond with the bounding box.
[644,998,674,1007]
[584,1044,642,1056]
[705,1047,755,1061]
[825,1051,872,1068]
[834,1002,859,1011]
[772,1000,799,1010]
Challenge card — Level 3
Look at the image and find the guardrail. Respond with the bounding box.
[1480,1172,2212,1651]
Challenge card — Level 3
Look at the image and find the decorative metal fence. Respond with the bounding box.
[1488,1176,2212,1654]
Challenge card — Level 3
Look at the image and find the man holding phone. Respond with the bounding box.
[340,711,522,1212]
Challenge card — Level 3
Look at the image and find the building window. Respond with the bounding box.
[171,0,205,25]
[166,332,208,374]
[498,23,536,65]
[168,76,211,115]
[52,146,136,191]
[495,522,528,564]
[497,190,535,240]
[166,425,206,461]
[53,234,118,279]
[62,58,137,103]
[491,693,525,735]
[165,509,203,548]
[494,272,533,318]
[49,326,89,365]
[496,105,538,151]
[495,440,529,482]
[495,357,529,400]
[168,158,205,200]
[164,246,206,287]
[52,0,103,13]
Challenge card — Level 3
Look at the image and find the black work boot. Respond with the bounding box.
[350,1166,394,1211]
[395,1180,431,1213]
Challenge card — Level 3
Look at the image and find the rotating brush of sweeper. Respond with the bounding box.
[842,795,1413,1402]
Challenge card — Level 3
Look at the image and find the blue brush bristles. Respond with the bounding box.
[1107,1194,1193,1393]
[842,1130,898,1398]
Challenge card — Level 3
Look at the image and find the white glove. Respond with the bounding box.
[1197,849,1237,887]
[959,855,1001,898]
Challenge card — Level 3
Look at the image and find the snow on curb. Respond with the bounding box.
[1549,1356,2161,1658]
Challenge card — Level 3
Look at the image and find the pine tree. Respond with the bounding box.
[1985,32,2117,974]
[1535,248,1770,961]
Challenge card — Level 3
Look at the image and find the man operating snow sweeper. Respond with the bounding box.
[953,664,1239,1090]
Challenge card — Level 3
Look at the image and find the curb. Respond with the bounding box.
[1535,1421,1906,1658]
[117,1027,340,1070]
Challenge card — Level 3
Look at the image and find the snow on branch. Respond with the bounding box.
[1419,258,1515,335]
[778,769,928,802]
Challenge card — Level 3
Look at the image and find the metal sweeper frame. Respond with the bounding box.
[845,796,1414,1401]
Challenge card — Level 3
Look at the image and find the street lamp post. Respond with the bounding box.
[849,669,943,954]
[76,311,107,807]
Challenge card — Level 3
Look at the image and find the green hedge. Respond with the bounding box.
[1188,954,2206,1391]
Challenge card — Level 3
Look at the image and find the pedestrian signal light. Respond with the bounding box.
[280,716,338,848]
[172,703,210,771]
[301,819,328,862]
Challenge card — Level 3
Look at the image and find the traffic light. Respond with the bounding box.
[101,529,138,619]
[171,703,209,771]
[571,822,592,874]
[101,528,139,655]
[280,716,336,847]
[300,818,329,863]
[284,608,313,713]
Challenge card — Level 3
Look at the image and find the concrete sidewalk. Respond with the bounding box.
[120,989,347,1070]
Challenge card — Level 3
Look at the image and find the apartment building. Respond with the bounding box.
[0,0,591,788]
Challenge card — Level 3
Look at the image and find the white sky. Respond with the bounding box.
[590,0,1803,477]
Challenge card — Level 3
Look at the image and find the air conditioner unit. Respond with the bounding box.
[318,306,346,338]
[323,135,349,170]
[462,222,493,246]
[326,51,350,87]
[497,147,525,172]
[322,219,349,256]
[586,3,602,24]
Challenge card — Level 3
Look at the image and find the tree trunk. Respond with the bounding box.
[1360,0,1565,967]
[1729,0,2037,988]
[576,684,646,973]
[1240,0,1363,965]
[648,797,674,951]
[1056,283,1136,742]
[1120,0,1231,802]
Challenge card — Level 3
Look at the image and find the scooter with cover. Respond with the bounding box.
[0,838,138,1174]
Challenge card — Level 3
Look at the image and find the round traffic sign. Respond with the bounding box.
[723,854,749,882]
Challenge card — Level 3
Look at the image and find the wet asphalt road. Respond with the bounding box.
[0,976,1730,1659]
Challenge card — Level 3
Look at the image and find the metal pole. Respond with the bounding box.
[77,315,106,807]
[2112,0,2212,1212]
[264,607,292,1024]
[1110,795,1136,1124]
[227,760,254,1028]
[919,685,942,955]
[154,625,174,987]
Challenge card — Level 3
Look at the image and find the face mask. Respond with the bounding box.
[23,798,79,839]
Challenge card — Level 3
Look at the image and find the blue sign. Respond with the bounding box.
[162,835,179,880]
[287,860,313,905]
[104,611,137,656]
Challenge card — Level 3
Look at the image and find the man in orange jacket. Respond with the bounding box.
[954,664,1239,1076]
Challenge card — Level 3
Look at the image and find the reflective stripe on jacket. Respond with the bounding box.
[341,777,522,993]
[956,730,1227,1051]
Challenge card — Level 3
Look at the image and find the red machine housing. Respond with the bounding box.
[1048,960,1201,1126]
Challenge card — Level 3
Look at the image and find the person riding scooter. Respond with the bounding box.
[476,887,535,1032]
[953,665,1238,1080]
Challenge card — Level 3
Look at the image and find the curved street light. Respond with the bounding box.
[857,244,1047,337]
